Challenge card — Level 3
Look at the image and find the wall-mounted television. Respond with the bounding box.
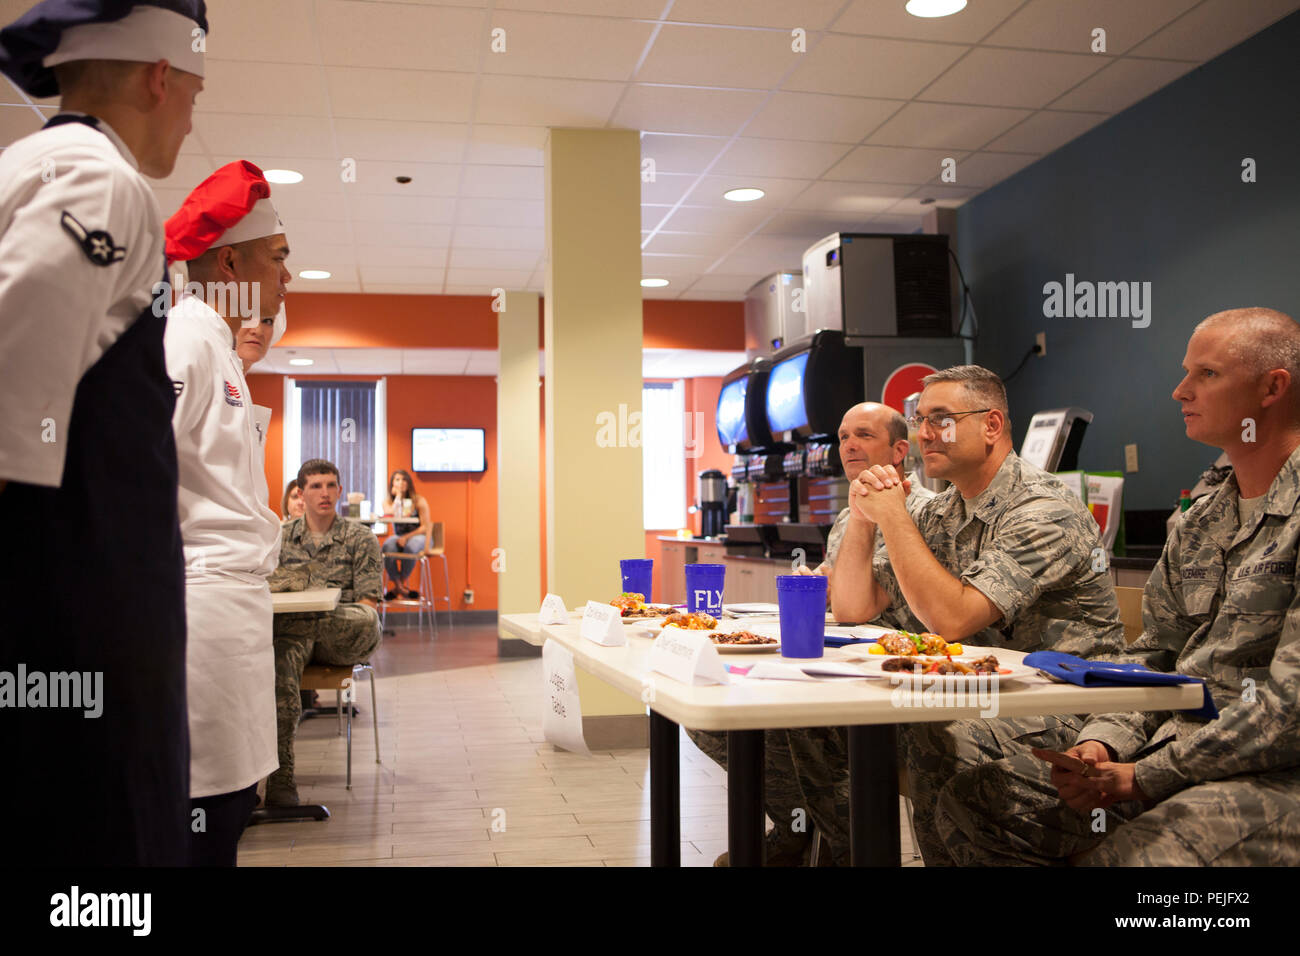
[765,330,865,443]
[411,428,486,473]
[715,375,748,449]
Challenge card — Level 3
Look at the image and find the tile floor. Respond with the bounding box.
[239,617,922,867]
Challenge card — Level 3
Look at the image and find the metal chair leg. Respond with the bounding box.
[366,665,380,762]
[809,826,824,866]
[335,687,342,736]
[904,795,921,860]
[438,553,453,630]
[345,679,353,790]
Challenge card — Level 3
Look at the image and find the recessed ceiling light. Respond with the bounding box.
[724,187,765,202]
[264,169,303,184]
[641,278,670,288]
[289,358,314,366]
[298,270,331,279]
[905,0,967,17]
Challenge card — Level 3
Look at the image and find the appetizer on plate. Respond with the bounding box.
[610,593,674,618]
[661,610,718,630]
[881,654,1001,675]
[869,630,964,657]
[710,630,777,646]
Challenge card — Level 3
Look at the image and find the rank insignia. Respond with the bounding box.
[61,210,126,266]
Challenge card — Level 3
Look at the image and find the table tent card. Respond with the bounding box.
[647,626,729,686]
[580,600,626,646]
[538,593,569,625]
[542,640,590,757]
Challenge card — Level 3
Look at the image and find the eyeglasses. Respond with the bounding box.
[906,409,992,431]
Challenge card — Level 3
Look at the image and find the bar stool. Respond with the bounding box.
[299,661,380,790]
[381,550,437,636]
[421,521,453,630]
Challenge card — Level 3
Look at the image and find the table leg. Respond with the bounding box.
[726,729,765,867]
[848,724,900,866]
[649,710,680,867]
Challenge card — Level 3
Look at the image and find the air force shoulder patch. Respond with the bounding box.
[61,210,127,266]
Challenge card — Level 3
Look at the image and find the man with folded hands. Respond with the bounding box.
[759,365,1126,867]
[936,309,1300,866]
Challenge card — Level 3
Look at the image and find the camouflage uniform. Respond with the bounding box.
[686,474,937,864]
[690,452,1123,864]
[267,516,383,797]
[935,448,1300,865]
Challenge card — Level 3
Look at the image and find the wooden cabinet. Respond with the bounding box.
[659,540,686,604]
[723,556,782,604]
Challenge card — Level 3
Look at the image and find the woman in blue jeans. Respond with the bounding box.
[380,469,431,600]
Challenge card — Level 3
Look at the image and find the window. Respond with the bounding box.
[283,379,387,509]
[642,381,686,529]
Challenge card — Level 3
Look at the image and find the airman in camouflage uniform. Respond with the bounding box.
[935,311,1300,865]
[267,513,383,804]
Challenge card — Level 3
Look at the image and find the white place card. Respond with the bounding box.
[539,593,569,625]
[580,600,626,646]
[542,640,590,757]
[647,626,729,686]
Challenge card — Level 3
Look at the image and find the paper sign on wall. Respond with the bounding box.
[647,626,729,686]
[580,600,626,646]
[539,593,568,625]
[542,640,590,757]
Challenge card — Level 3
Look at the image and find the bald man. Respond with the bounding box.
[937,308,1300,866]
[686,402,934,866]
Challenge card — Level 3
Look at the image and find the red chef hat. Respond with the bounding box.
[164,160,284,265]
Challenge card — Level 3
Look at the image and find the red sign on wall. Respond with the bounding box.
[881,363,937,413]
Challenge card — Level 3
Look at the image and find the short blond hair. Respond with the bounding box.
[1197,307,1300,380]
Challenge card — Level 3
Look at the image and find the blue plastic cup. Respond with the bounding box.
[620,559,654,602]
[776,574,827,658]
[684,563,725,616]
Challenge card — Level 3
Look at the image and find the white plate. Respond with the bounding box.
[858,655,1038,684]
[709,620,781,652]
[724,602,780,615]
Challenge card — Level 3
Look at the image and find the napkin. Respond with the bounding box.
[823,635,875,648]
[1023,651,1218,719]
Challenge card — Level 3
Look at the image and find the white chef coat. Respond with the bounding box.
[0,115,165,487]
[165,292,282,796]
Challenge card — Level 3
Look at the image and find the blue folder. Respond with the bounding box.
[1023,651,1218,719]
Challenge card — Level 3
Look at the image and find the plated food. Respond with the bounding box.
[710,630,777,646]
[869,631,964,657]
[661,611,718,630]
[609,593,674,619]
[881,654,1001,675]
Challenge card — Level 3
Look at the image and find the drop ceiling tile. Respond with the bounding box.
[344,161,461,196]
[711,137,848,179]
[758,209,877,237]
[675,289,746,301]
[400,350,470,375]
[823,145,954,184]
[636,23,799,88]
[783,34,968,99]
[983,109,1108,154]
[861,213,924,233]
[787,180,909,214]
[613,85,767,137]
[359,266,447,285]
[453,225,545,250]
[888,195,972,216]
[641,172,699,205]
[333,347,404,372]
[729,233,818,262]
[1141,0,1300,61]
[196,62,330,115]
[866,101,1033,151]
[316,1,486,71]
[642,254,712,277]
[474,75,623,126]
[456,197,545,227]
[193,113,337,159]
[347,192,458,223]
[462,351,500,375]
[327,67,477,123]
[461,164,545,200]
[150,155,216,192]
[450,248,540,270]
[150,188,192,219]
[209,156,346,195]
[444,284,508,295]
[984,0,1201,55]
[445,267,535,287]
[352,220,453,247]
[484,11,654,81]
[687,174,813,207]
[655,202,771,234]
[498,0,665,15]
[671,0,845,30]
[466,125,548,165]
[711,251,796,279]
[273,189,353,222]
[283,241,356,265]
[1049,58,1199,113]
[356,246,448,268]
[641,231,734,256]
[832,0,1025,42]
[333,119,469,164]
[684,273,766,293]
[743,91,900,143]
[362,283,446,294]
[918,48,1108,109]
[200,0,321,63]
[640,133,730,174]
[940,151,1039,187]
[642,204,676,230]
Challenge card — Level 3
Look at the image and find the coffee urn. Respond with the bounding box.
[698,469,727,538]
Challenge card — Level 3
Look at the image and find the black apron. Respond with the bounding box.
[0,115,190,866]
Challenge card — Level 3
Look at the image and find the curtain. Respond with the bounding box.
[297,381,377,506]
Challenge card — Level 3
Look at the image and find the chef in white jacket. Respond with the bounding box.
[162,160,290,865]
